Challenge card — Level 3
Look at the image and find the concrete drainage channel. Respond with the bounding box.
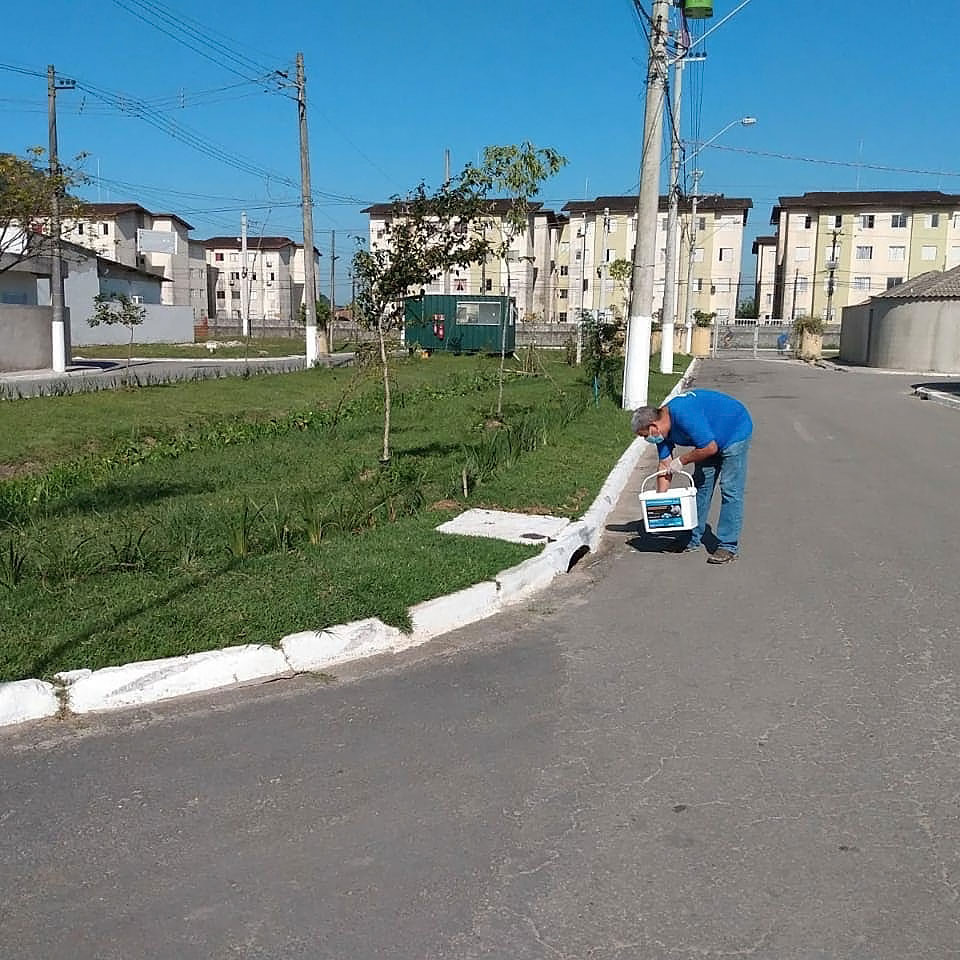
[0,359,698,730]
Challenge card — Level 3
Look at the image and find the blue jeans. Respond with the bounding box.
[687,437,751,553]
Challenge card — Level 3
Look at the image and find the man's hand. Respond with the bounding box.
[668,457,685,475]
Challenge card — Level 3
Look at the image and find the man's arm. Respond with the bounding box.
[657,457,673,492]
[673,441,719,468]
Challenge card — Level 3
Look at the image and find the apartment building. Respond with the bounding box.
[203,236,320,324]
[558,196,753,325]
[769,191,960,321]
[364,194,753,325]
[63,202,201,313]
[752,235,777,320]
[363,201,566,321]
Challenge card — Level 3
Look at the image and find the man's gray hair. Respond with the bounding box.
[631,405,661,434]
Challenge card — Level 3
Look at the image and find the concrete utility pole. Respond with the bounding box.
[659,40,684,377]
[47,64,73,374]
[576,213,588,365]
[682,168,702,354]
[329,229,336,351]
[296,52,324,362]
[825,228,840,323]
[443,149,451,296]
[240,210,249,337]
[623,0,670,409]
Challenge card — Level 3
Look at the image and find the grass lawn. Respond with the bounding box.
[73,336,308,361]
[0,353,686,682]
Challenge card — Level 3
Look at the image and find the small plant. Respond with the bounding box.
[300,492,325,546]
[267,496,294,553]
[105,526,153,572]
[563,334,577,366]
[793,315,825,336]
[0,536,28,588]
[693,310,716,328]
[87,293,147,384]
[225,499,259,560]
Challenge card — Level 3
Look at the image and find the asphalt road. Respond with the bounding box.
[2,359,959,959]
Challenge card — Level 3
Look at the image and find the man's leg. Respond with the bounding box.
[689,456,719,548]
[713,437,751,555]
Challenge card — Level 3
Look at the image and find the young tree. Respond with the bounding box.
[352,175,491,464]
[87,293,146,383]
[0,149,87,274]
[465,143,567,416]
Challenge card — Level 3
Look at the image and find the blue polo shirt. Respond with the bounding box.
[656,389,752,459]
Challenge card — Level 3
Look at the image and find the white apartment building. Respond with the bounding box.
[63,203,201,313]
[363,194,753,325]
[203,236,320,325]
[752,235,778,321]
[769,191,960,321]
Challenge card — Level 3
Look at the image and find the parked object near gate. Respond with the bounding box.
[403,294,515,355]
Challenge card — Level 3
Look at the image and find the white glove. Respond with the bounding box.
[668,457,685,475]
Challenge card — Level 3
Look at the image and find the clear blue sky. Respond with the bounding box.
[4,0,959,299]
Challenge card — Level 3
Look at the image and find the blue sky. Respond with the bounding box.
[4,0,959,300]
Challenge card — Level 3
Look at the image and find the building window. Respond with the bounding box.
[269,272,275,281]
[953,213,960,229]
[693,247,704,263]
[559,265,569,276]
[605,248,615,263]
[795,246,810,262]
[574,249,582,261]
[716,278,732,293]
[853,276,871,290]
[929,213,940,228]
[921,245,938,261]
[824,244,841,265]
[229,252,239,262]
[891,213,907,228]
[375,228,385,239]
[834,215,843,228]
[717,308,730,321]
[859,214,875,229]
[558,311,568,322]
[797,277,810,294]
[888,245,906,261]
[559,289,568,300]
[231,290,240,300]
[216,290,225,299]
[804,215,813,229]
[696,279,704,292]
[483,278,492,292]
[660,218,668,231]
[886,277,903,289]
[215,252,224,262]
[607,218,617,233]
[698,217,706,232]
[101,223,109,235]
[229,271,240,281]
[718,247,733,262]
[855,245,873,260]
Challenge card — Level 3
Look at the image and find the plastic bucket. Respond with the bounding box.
[638,470,698,534]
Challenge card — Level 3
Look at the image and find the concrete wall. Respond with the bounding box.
[840,298,960,372]
[0,305,53,371]
[72,303,194,347]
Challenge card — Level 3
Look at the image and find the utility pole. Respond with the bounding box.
[296,52,324,362]
[682,168,702,354]
[329,229,336,352]
[791,268,799,321]
[240,210,249,337]
[660,36,684,376]
[47,64,73,374]
[576,213,588,365]
[623,0,670,409]
[825,228,840,324]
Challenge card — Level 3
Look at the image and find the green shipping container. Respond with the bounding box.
[403,294,516,354]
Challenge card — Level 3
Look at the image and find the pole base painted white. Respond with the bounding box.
[659,320,675,374]
[51,320,66,373]
[305,323,318,366]
[622,313,652,409]
[683,323,693,354]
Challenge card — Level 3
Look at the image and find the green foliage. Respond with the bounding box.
[0,148,89,273]
[793,315,825,336]
[581,311,625,401]
[693,310,716,328]
[737,297,758,319]
[297,294,331,327]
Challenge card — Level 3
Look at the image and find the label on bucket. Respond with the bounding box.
[645,497,685,529]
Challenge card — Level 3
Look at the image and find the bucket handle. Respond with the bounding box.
[640,469,695,493]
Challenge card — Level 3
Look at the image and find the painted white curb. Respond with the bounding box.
[0,359,698,727]
[0,679,59,727]
[281,618,404,672]
[56,644,291,714]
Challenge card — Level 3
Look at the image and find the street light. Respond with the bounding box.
[686,116,756,163]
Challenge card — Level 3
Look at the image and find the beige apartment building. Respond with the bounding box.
[769,191,960,321]
[62,202,202,314]
[203,236,320,325]
[364,194,753,326]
